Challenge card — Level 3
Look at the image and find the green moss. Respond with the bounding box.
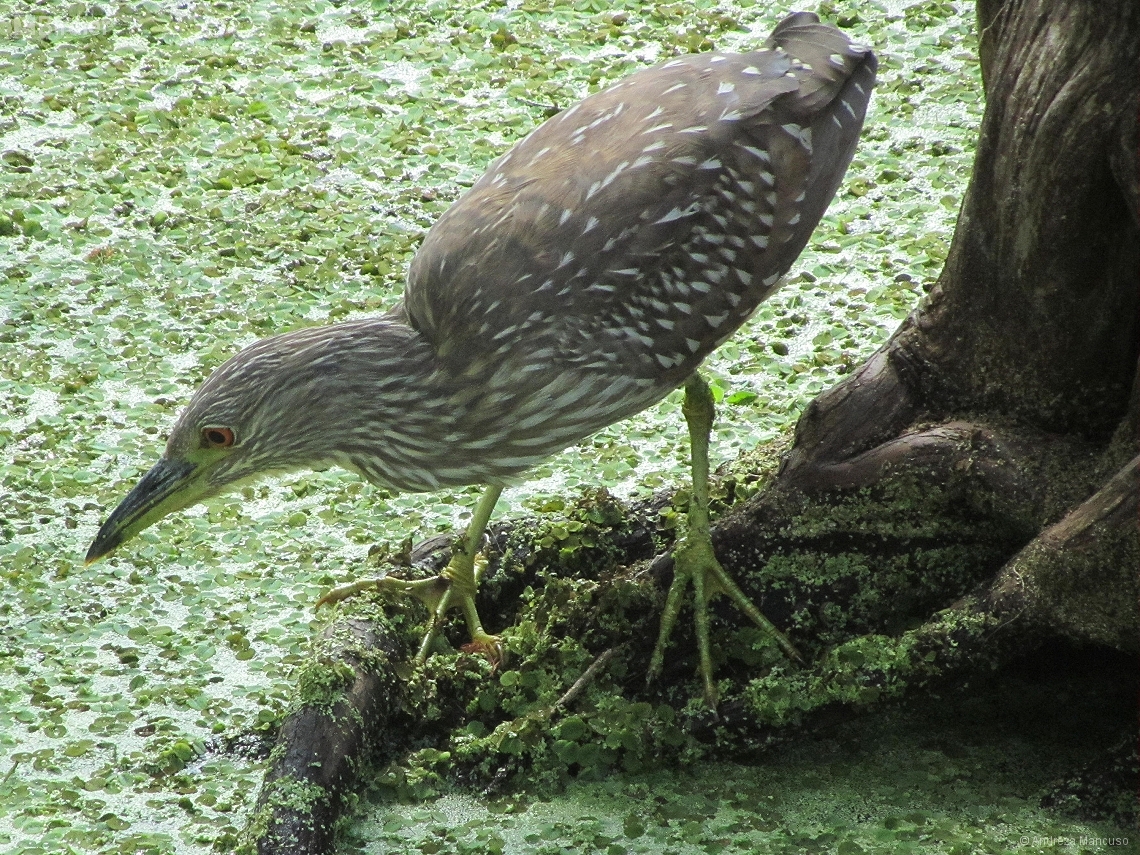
[352,643,1136,854]
[728,471,1033,661]
[361,451,1059,791]
[362,603,702,799]
[238,775,330,854]
[294,658,358,709]
[1023,521,1140,653]
[510,488,634,581]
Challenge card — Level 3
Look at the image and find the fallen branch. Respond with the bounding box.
[244,614,408,855]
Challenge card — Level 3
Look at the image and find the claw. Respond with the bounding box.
[460,632,505,670]
[316,485,505,667]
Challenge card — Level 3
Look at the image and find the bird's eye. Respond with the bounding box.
[201,426,236,448]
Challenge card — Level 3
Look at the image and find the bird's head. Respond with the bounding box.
[85,320,421,564]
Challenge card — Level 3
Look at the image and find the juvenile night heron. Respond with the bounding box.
[88,12,875,707]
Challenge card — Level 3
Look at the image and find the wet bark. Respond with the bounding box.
[774,0,1140,652]
[244,614,409,854]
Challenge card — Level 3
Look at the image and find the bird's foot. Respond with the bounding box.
[317,553,500,666]
[416,551,502,664]
[647,528,800,710]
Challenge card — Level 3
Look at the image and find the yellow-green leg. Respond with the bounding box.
[317,484,504,663]
[647,374,801,708]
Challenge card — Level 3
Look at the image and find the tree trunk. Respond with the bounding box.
[778,0,1140,649]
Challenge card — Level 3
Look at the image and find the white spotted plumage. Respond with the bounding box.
[165,13,876,498]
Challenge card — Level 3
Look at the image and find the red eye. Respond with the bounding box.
[202,426,236,448]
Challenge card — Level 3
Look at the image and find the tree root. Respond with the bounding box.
[1000,451,1140,651]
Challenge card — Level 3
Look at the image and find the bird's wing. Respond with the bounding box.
[404,13,875,382]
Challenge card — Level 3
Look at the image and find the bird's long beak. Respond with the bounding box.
[86,458,202,564]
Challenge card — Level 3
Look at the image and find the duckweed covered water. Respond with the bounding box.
[4,1,1124,854]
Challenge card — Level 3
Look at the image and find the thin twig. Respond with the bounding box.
[548,645,623,716]
[516,96,561,116]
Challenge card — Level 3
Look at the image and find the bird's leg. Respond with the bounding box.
[647,374,801,708]
[316,485,504,664]
[414,484,503,663]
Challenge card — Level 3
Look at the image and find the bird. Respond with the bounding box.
[87,12,876,709]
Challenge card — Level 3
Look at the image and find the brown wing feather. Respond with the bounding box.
[404,13,876,386]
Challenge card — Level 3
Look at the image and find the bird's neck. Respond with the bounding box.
[292,315,499,492]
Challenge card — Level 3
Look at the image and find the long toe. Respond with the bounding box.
[653,530,798,708]
[704,560,802,665]
[315,577,386,608]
